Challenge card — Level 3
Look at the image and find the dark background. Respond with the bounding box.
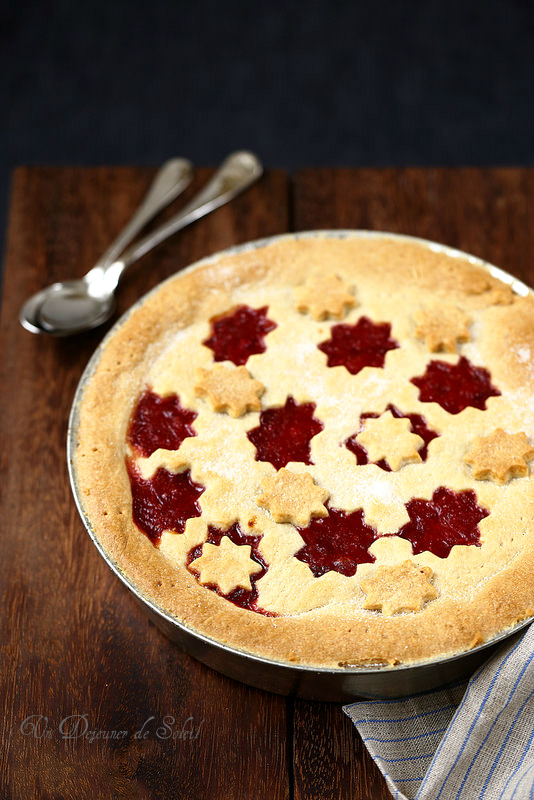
[2,0,534,261]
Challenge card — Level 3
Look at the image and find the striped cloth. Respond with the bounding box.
[343,623,534,800]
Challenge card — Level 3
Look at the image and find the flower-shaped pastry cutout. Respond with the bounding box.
[414,304,471,353]
[195,364,265,417]
[294,273,356,320]
[203,305,277,366]
[345,404,439,472]
[438,265,513,305]
[411,356,500,415]
[318,317,399,375]
[247,396,324,469]
[188,536,263,594]
[399,487,488,558]
[128,389,197,457]
[464,428,534,484]
[295,508,377,577]
[257,468,329,526]
[359,560,438,615]
[355,411,425,471]
[455,270,514,307]
[481,284,514,307]
[126,461,205,545]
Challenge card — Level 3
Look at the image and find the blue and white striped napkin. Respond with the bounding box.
[343,623,534,800]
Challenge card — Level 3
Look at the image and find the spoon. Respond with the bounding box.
[19,151,263,336]
[19,157,193,336]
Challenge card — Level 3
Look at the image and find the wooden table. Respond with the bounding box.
[2,167,533,800]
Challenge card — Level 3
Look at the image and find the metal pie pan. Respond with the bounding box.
[68,230,534,702]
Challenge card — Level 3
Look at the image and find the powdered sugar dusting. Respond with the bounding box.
[361,475,396,505]
[515,344,532,364]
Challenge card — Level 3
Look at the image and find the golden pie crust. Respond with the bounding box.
[72,232,534,668]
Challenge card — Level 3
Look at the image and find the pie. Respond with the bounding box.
[72,232,534,668]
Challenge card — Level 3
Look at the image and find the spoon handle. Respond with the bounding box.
[103,151,262,286]
[91,158,193,273]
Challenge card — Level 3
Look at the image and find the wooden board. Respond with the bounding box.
[2,166,532,799]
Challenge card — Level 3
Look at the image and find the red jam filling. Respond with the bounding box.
[411,356,500,415]
[186,523,274,615]
[345,404,439,471]
[127,389,197,457]
[318,316,399,375]
[127,461,204,545]
[295,507,377,577]
[247,396,324,469]
[399,487,488,558]
[203,305,277,366]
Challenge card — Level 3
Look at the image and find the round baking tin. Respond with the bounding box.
[68,230,534,702]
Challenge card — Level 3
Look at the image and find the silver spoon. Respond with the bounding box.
[19,151,263,336]
[19,157,193,336]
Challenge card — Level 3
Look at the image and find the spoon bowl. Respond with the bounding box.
[20,278,118,336]
[39,280,116,335]
[20,280,115,336]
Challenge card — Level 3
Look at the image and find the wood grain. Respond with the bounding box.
[293,167,534,285]
[0,166,289,800]
[2,166,534,800]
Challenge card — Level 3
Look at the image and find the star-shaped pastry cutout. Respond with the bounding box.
[188,536,263,594]
[439,266,513,305]
[414,304,471,352]
[482,284,514,307]
[411,356,500,415]
[195,364,265,417]
[463,428,534,484]
[203,305,277,365]
[256,468,329,526]
[355,411,425,471]
[359,561,438,615]
[294,274,356,320]
[247,396,324,469]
